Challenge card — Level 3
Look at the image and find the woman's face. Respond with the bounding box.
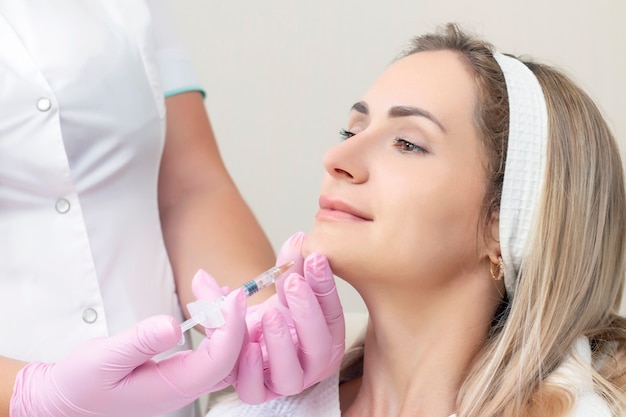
[303,50,492,290]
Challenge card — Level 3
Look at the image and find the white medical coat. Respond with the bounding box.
[0,1,201,416]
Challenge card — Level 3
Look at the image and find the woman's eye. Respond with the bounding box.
[394,138,427,154]
[339,128,355,140]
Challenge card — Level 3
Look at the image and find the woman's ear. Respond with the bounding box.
[486,210,501,264]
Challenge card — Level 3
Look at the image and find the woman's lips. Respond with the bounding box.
[316,196,373,222]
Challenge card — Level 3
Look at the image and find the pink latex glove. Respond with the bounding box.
[236,232,346,404]
[10,289,246,417]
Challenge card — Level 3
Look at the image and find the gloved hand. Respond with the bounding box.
[236,232,346,404]
[10,289,247,417]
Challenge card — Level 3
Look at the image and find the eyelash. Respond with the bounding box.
[339,128,355,140]
[339,128,428,154]
[393,138,427,154]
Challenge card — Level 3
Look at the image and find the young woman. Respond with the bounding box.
[207,23,626,417]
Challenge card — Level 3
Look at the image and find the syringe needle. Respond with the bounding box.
[178,261,295,345]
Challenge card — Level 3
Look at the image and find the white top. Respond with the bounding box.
[0,1,201,416]
[207,337,611,417]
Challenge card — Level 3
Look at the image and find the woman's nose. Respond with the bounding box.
[322,137,368,184]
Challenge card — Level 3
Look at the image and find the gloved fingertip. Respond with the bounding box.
[261,307,288,336]
[232,287,247,304]
[284,273,307,293]
[147,314,179,335]
[191,268,209,284]
[262,306,283,323]
[303,253,335,294]
[281,232,307,252]
[221,288,247,318]
[276,232,306,271]
[191,268,222,298]
[136,315,180,353]
[282,274,316,312]
[303,252,330,276]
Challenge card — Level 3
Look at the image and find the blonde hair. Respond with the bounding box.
[342,23,626,416]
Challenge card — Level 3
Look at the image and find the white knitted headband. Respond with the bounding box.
[493,52,548,298]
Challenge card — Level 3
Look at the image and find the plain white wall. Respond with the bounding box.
[167,1,626,315]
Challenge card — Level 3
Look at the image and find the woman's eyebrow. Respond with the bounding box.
[388,105,447,133]
[350,101,369,115]
[350,101,446,133]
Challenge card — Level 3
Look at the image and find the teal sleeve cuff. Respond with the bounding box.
[164,86,206,99]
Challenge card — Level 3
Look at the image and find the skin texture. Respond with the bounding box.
[303,50,505,416]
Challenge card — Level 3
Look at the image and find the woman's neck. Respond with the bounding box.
[340,274,501,417]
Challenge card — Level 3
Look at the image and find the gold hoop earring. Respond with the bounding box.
[490,257,504,281]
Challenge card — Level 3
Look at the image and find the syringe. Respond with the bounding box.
[178,261,294,343]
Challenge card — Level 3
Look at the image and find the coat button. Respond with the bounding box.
[55,198,70,213]
[36,97,52,112]
[82,308,98,324]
